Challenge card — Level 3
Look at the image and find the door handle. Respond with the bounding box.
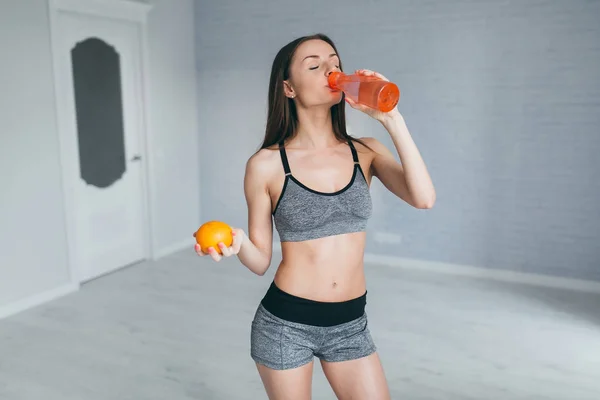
[131,154,142,162]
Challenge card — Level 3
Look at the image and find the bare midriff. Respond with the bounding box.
[273,231,367,302]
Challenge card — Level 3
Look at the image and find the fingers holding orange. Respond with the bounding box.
[194,220,240,263]
[218,242,233,257]
[194,243,207,256]
[195,221,233,254]
[208,246,223,262]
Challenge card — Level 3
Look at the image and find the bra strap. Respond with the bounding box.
[279,141,291,175]
[348,139,360,164]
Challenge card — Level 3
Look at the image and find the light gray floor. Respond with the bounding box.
[1,249,600,400]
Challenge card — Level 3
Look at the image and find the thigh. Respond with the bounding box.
[256,360,314,400]
[320,352,390,400]
[251,305,316,370]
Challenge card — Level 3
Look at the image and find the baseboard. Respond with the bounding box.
[0,283,79,321]
[272,242,600,294]
[153,238,193,260]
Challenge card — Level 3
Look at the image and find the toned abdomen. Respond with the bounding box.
[274,231,368,302]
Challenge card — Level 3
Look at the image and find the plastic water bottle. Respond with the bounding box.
[328,71,400,112]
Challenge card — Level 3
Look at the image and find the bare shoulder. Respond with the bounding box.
[244,146,282,191]
[354,136,384,150]
[246,147,280,176]
[351,136,390,158]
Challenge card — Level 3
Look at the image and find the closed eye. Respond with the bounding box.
[304,53,340,70]
[309,65,339,71]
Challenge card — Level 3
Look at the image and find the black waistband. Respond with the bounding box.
[260,280,367,327]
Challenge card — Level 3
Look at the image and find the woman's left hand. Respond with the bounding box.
[344,69,401,123]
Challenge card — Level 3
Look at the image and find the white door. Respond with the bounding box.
[53,9,148,282]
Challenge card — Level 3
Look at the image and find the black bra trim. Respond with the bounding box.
[288,164,358,197]
[348,139,360,163]
[272,174,289,215]
[278,141,291,174]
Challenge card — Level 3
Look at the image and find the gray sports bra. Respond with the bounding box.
[272,139,373,242]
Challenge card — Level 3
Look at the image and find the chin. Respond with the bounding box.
[327,91,344,105]
[304,92,343,108]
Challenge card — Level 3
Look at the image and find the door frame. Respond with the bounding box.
[48,0,156,286]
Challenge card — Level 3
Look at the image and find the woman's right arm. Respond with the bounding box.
[236,152,274,276]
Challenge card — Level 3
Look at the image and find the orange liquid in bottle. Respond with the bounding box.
[328,72,400,112]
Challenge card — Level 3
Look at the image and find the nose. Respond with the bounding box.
[325,62,340,76]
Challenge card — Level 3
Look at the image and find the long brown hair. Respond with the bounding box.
[259,33,371,151]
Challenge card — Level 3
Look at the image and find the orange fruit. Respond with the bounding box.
[195,221,233,255]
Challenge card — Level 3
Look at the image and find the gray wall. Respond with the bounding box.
[194,0,600,281]
[0,0,200,311]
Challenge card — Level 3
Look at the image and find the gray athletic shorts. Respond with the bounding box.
[250,303,377,370]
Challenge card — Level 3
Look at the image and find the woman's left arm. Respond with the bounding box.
[346,69,436,209]
[372,112,436,209]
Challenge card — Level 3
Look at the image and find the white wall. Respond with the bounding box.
[0,0,199,317]
[145,0,200,255]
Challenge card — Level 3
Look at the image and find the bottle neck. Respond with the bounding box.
[327,71,345,89]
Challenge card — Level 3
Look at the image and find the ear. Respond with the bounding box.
[283,80,296,99]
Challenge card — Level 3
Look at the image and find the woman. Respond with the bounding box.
[195,33,435,399]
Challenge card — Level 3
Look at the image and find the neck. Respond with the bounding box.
[292,105,338,149]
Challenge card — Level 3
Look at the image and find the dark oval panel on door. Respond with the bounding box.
[71,37,126,189]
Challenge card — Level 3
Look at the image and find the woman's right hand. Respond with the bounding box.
[192,228,245,262]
